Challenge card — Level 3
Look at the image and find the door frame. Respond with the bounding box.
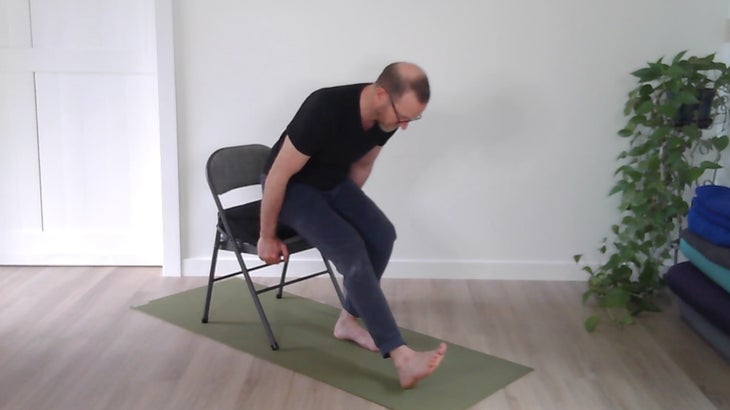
[155,0,181,277]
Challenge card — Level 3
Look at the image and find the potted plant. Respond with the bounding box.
[575,51,730,331]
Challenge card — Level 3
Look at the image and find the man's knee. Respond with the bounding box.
[378,217,397,246]
[327,235,370,267]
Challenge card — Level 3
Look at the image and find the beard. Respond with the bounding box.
[373,103,398,132]
[377,122,398,132]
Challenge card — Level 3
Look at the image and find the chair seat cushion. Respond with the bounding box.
[664,262,730,335]
[219,201,298,245]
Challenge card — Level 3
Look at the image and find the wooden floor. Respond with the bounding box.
[0,266,728,410]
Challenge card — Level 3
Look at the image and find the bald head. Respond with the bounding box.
[375,62,430,104]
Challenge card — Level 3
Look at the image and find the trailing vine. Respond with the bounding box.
[576,51,730,331]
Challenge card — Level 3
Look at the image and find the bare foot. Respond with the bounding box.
[391,343,448,389]
[333,310,378,352]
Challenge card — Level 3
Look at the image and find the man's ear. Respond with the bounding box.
[374,85,389,104]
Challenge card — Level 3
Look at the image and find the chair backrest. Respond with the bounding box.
[206,144,271,195]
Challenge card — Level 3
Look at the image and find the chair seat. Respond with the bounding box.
[218,201,313,254]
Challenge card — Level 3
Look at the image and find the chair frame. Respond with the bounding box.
[201,144,344,350]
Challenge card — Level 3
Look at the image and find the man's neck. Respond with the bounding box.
[360,83,377,130]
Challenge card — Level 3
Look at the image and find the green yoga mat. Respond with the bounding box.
[134,279,531,410]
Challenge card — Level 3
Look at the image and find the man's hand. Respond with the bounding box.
[257,236,290,264]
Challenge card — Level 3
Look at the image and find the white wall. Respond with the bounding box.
[173,0,728,279]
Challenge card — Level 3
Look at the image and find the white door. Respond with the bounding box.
[0,0,163,265]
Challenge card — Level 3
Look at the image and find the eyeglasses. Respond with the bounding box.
[385,90,422,124]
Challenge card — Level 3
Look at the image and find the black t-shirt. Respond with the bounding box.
[263,83,396,190]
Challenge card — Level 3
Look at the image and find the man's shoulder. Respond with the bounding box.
[308,83,369,100]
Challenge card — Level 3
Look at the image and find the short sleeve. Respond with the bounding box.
[286,90,332,156]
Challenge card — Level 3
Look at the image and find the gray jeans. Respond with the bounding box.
[266,177,404,357]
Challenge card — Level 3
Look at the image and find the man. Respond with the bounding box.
[258,62,446,389]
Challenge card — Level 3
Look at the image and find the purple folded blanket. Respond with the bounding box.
[664,262,730,335]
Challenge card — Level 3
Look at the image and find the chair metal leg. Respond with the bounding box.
[202,231,222,323]
[202,232,340,351]
[322,254,345,305]
[276,257,291,299]
[234,250,280,350]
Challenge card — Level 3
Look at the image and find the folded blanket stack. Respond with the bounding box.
[665,185,730,362]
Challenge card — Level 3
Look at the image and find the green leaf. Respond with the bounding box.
[631,67,658,82]
[582,290,593,304]
[658,102,681,116]
[667,136,685,150]
[639,299,662,313]
[621,166,643,181]
[712,135,729,151]
[672,50,688,64]
[585,315,600,332]
[668,151,682,166]
[666,79,681,94]
[700,161,722,170]
[635,101,653,116]
[649,126,670,140]
[618,128,634,137]
[621,315,636,325]
[604,288,631,308]
[639,84,654,96]
[648,62,667,76]
[624,100,634,116]
[573,254,582,263]
[675,91,699,105]
[682,124,700,140]
[609,181,629,196]
[628,143,651,157]
[667,64,687,78]
[689,167,705,181]
[646,156,661,172]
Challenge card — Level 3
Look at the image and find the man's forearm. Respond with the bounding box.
[350,164,373,188]
[260,173,288,239]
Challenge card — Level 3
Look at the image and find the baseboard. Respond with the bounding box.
[0,254,162,266]
[183,255,590,281]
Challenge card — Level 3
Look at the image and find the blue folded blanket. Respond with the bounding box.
[688,205,730,247]
[691,199,730,229]
[688,186,730,244]
[693,185,730,221]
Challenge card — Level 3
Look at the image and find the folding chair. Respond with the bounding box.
[201,144,344,350]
